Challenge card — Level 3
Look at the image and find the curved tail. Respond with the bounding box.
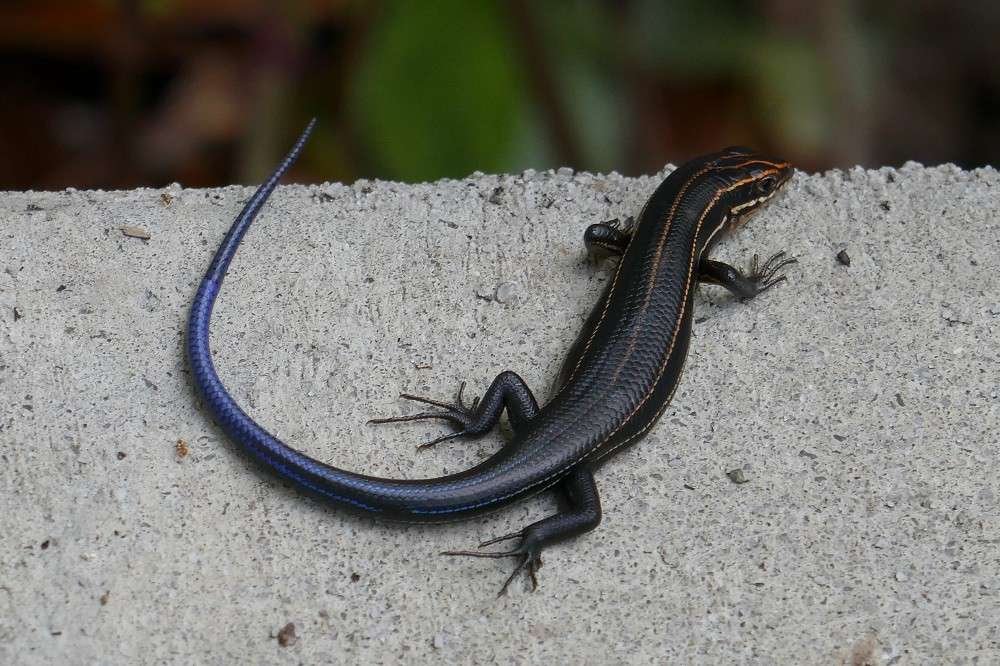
[186,120,540,522]
[204,118,316,284]
[187,119,388,513]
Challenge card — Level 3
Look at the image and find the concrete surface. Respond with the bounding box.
[1,161,997,665]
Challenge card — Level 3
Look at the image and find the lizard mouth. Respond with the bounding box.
[730,191,778,220]
[728,181,787,228]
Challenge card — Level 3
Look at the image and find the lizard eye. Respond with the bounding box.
[756,176,777,195]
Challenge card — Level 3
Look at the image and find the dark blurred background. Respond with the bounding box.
[1,1,998,190]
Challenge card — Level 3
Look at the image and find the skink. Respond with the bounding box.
[187,119,795,593]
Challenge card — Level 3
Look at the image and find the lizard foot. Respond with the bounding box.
[442,530,543,596]
[368,381,480,449]
[745,250,797,297]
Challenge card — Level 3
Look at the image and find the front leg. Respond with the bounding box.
[368,370,539,449]
[699,251,797,300]
[444,465,602,595]
[584,217,633,257]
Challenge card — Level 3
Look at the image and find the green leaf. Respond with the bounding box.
[352,1,529,181]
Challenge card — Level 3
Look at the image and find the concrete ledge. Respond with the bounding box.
[1,163,997,663]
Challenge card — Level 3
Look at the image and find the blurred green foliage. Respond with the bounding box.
[344,0,871,181]
[352,1,532,181]
[0,0,995,188]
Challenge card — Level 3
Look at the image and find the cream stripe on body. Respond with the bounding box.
[474,167,786,507]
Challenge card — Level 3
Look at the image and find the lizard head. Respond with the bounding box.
[714,147,792,230]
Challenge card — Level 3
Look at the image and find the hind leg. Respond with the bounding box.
[444,465,602,595]
[368,370,539,449]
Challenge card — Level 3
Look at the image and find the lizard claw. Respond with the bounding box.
[368,381,479,449]
[746,250,797,296]
[442,529,543,596]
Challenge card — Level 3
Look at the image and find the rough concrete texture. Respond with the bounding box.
[1,161,998,665]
